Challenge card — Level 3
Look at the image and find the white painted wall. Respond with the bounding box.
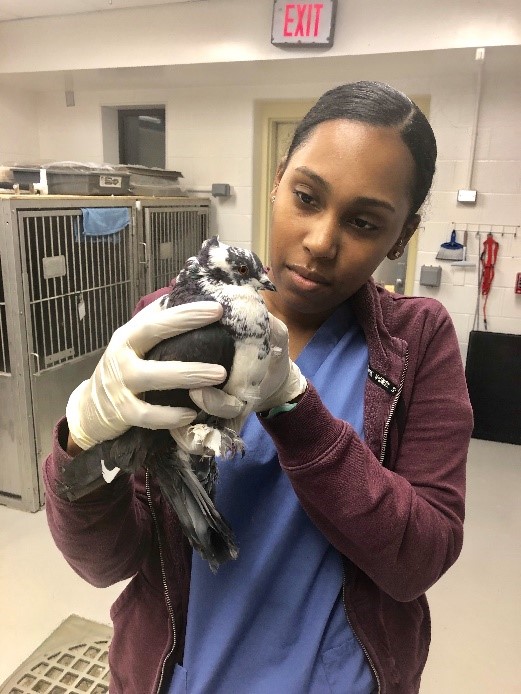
[0,88,40,164]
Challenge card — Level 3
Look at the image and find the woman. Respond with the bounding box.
[44,81,473,693]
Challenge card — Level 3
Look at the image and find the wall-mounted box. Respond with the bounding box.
[420,265,442,287]
[457,189,477,203]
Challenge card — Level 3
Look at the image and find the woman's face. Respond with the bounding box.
[267,119,420,322]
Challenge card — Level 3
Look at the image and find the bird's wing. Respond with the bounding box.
[144,322,236,409]
[55,428,161,501]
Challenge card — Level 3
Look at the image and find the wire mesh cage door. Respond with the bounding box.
[0,246,20,503]
[142,204,210,294]
[17,207,136,501]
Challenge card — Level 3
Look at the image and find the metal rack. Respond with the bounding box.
[0,195,210,511]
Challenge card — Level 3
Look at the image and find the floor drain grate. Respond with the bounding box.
[1,616,113,694]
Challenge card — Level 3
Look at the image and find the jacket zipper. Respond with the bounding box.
[342,350,408,693]
[146,470,177,694]
[342,573,381,693]
[379,350,409,466]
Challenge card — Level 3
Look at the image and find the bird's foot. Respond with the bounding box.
[217,427,245,459]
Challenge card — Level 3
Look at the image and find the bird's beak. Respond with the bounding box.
[259,271,276,291]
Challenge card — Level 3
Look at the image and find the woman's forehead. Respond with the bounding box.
[285,120,415,208]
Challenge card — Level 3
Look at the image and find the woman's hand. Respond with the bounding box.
[66,298,230,450]
[191,313,307,421]
[254,314,307,413]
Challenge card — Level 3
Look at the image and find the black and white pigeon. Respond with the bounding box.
[57,236,275,571]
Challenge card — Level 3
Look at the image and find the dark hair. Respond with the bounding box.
[284,81,437,216]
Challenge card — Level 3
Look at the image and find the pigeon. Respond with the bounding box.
[57,236,275,571]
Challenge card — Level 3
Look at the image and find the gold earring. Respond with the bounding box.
[270,195,276,204]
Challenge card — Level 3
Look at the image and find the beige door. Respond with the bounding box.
[253,100,314,264]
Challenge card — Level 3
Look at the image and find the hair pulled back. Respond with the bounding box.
[285,81,437,216]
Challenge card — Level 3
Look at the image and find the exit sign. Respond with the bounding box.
[272,1,337,47]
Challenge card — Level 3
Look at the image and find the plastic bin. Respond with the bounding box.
[11,167,41,186]
[47,170,130,195]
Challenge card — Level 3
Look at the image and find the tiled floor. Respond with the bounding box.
[1,438,519,692]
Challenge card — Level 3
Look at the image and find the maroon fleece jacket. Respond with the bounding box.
[44,278,473,693]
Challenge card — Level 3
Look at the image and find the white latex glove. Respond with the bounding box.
[254,313,307,413]
[189,387,247,420]
[189,313,307,420]
[174,388,252,457]
[66,298,229,450]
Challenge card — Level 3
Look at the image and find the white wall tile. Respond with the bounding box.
[433,125,473,160]
[491,256,521,289]
[432,161,457,191]
[485,316,521,334]
[474,127,491,160]
[472,161,521,194]
[169,155,252,189]
[213,213,252,246]
[488,127,521,161]
[501,291,521,322]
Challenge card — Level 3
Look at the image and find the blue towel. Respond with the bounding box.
[75,207,130,242]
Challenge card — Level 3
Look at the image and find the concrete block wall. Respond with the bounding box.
[413,71,521,360]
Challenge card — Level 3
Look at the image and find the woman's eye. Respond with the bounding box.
[350,217,378,231]
[294,190,316,207]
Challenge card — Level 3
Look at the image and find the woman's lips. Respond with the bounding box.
[287,264,331,288]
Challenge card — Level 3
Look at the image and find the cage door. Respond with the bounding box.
[143,206,209,293]
[17,208,135,496]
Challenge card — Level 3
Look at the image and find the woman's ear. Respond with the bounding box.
[387,214,421,260]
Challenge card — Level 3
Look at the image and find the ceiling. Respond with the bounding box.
[0,0,205,23]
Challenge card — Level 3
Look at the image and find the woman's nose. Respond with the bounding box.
[303,215,339,260]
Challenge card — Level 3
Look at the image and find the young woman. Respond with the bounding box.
[44,82,473,694]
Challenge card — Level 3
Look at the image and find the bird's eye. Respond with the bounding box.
[238,265,248,275]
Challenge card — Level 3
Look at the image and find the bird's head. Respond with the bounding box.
[192,236,275,292]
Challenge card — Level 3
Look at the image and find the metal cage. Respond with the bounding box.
[0,195,210,511]
[20,211,133,372]
[143,205,209,293]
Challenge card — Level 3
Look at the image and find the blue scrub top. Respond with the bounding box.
[170,301,376,694]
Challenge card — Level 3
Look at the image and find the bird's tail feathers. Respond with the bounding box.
[154,448,238,572]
